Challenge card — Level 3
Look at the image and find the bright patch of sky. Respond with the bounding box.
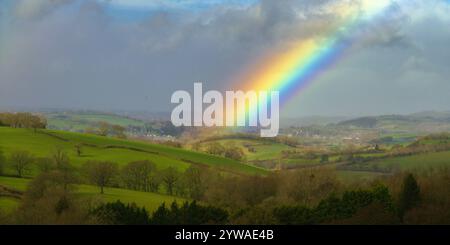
[98,0,258,21]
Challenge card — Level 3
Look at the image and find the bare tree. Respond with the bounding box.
[51,148,76,191]
[10,150,34,177]
[52,148,70,169]
[84,161,118,194]
[162,167,179,195]
[121,160,156,191]
[184,166,207,200]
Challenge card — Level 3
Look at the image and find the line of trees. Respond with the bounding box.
[0,112,47,131]
[83,160,208,199]
[85,121,126,138]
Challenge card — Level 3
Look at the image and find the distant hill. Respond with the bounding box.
[45,111,147,132]
[43,111,185,137]
[335,111,450,132]
[280,116,350,127]
[337,117,379,128]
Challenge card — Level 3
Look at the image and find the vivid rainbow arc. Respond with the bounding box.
[234,1,400,121]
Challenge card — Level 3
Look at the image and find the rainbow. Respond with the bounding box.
[234,0,400,120]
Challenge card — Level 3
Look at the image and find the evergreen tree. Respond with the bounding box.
[91,201,150,225]
[150,201,228,225]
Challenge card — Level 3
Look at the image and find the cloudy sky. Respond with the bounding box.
[0,0,449,117]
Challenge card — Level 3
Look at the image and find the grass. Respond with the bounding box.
[0,176,185,212]
[0,176,29,191]
[0,127,267,176]
[364,150,450,171]
[0,197,19,213]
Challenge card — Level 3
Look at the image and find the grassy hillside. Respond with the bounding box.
[0,176,185,212]
[0,127,267,176]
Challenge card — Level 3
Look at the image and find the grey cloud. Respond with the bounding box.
[0,0,449,116]
[13,0,75,19]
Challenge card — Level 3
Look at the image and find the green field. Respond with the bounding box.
[198,138,293,161]
[0,197,19,213]
[0,176,185,212]
[46,112,146,132]
[363,151,450,171]
[0,127,267,176]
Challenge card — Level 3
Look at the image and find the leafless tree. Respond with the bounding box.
[10,150,34,177]
[84,161,118,194]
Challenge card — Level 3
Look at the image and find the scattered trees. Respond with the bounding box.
[2,161,449,225]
